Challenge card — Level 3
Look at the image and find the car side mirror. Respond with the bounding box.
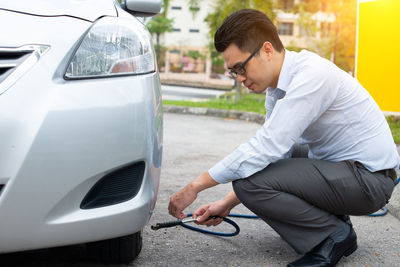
[120,0,162,17]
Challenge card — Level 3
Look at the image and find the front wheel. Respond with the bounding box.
[86,231,142,263]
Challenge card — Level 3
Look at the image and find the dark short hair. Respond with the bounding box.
[214,9,284,53]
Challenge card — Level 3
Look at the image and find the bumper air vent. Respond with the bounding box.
[0,50,30,82]
[0,45,49,95]
[81,161,145,209]
[0,184,4,197]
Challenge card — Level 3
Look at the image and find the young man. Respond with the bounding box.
[168,9,399,267]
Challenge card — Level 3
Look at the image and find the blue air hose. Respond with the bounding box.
[181,213,241,236]
[151,213,243,236]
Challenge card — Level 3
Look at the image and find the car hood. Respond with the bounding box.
[0,0,117,22]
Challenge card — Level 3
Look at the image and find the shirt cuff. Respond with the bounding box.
[208,161,239,184]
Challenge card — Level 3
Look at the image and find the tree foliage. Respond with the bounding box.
[205,0,276,43]
[185,50,205,60]
[146,0,174,60]
[295,0,357,73]
[146,16,174,36]
[160,0,170,18]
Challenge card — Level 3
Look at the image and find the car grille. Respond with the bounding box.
[0,50,31,83]
[0,45,49,94]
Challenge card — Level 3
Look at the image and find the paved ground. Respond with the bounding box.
[133,113,400,267]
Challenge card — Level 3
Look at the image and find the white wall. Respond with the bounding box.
[164,0,214,48]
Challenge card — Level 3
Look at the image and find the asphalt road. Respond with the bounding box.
[134,113,400,267]
[1,113,400,267]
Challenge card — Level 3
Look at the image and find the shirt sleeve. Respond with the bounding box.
[208,64,339,184]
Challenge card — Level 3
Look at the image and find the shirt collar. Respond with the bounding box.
[276,49,296,92]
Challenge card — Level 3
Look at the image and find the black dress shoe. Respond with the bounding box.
[287,225,357,267]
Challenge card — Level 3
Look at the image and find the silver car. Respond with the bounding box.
[0,0,163,263]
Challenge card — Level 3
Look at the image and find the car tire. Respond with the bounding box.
[86,231,142,263]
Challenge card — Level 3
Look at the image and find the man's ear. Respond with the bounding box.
[261,41,274,60]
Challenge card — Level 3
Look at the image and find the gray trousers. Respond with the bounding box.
[232,145,395,254]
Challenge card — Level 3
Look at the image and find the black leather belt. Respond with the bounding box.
[354,161,397,183]
[376,168,397,183]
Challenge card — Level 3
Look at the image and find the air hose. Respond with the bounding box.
[151,213,244,236]
[152,176,399,236]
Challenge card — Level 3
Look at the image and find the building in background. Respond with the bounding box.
[161,0,214,75]
[275,0,334,49]
[165,0,213,48]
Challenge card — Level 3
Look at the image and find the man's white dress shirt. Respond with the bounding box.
[209,49,400,184]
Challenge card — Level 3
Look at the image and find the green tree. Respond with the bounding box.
[160,0,170,17]
[146,16,173,60]
[146,0,174,68]
[206,0,276,42]
[185,50,205,61]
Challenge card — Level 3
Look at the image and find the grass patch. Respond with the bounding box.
[387,116,400,144]
[163,93,266,114]
[163,93,400,144]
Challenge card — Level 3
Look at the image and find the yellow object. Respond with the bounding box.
[356,0,400,112]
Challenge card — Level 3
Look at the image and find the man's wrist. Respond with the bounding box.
[188,171,219,194]
[222,190,241,210]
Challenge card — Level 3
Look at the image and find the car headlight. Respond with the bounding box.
[65,16,155,79]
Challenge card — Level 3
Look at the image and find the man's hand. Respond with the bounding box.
[193,190,241,226]
[193,200,231,226]
[168,171,219,219]
[168,185,197,219]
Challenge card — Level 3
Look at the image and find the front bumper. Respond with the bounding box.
[0,10,162,253]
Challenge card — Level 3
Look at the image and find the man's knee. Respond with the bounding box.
[232,179,247,201]
[232,179,244,196]
[232,178,258,208]
[233,177,275,218]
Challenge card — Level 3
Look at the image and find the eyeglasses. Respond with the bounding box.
[228,44,262,78]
